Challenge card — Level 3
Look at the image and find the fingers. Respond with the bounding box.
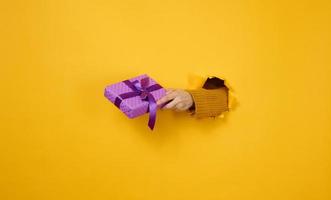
[156,89,193,112]
[163,97,181,109]
[157,89,177,106]
[166,88,175,94]
[174,102,186,111]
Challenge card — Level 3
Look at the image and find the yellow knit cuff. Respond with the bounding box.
[186,74,237,119]
[185,88,229,118]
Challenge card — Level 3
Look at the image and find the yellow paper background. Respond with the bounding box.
[1,0,330,199]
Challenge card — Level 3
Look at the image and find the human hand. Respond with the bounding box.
[156,89,194,111]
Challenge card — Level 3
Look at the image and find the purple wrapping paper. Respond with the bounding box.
[104,74,166,119]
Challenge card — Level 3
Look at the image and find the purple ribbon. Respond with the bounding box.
[114,77,162,130]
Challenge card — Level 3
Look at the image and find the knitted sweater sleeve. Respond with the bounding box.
[184,76,230,118]
[185,87,229,118]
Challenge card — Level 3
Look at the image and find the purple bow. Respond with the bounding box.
[114,77,162,130]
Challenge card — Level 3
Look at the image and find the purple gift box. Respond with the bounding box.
[104,74,166,130]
